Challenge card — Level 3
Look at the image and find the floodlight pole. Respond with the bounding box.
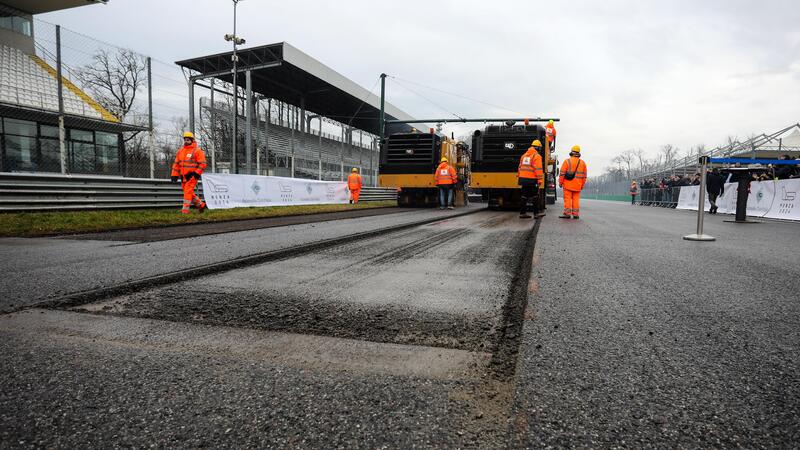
[230,0,241,174]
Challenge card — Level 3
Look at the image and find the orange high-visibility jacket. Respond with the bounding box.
[518,147,544,185]
[545,123,557,142]
[434,162,457,185]
[559,156,587,191]
[347,173,363,190]
[171,142,207,177]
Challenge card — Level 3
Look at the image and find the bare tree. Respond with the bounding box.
[77,48,146,125]
[659,144,678,167]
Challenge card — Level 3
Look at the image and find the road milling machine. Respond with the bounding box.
[379,130,470,207]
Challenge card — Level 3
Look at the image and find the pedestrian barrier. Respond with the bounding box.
[0,172,396,211]
[636,186,687,207]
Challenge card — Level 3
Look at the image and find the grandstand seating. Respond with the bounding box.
[0,43,108,120]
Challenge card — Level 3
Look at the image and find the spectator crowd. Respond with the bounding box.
[633,154,800,207]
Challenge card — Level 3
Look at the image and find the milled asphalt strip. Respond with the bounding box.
[488,217,541,379]
[24,208,484,313]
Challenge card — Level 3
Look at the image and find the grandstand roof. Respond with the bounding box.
[2,0,108,15]
[175,42,422,136]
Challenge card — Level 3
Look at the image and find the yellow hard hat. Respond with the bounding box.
[183,131,194,139]
[571,145,581,153]
[531,139,542,147]
[441,157,448,162]
[351,167,358,172]
[548,120,554,125]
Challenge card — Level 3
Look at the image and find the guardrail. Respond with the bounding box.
[0,172,397,211]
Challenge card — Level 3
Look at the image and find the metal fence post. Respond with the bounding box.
[56,25,67,174]
[683,156,715,241]
[147,57,155,178]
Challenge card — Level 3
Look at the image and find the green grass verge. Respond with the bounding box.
[0,201,397,238]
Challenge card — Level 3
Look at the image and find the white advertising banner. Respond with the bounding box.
[676,179,800,220]
[764,178,800,220]
[201,173,349,209]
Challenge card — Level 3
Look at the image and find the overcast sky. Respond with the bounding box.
[41,0,800,172]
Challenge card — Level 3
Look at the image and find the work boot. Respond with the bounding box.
[558,214,571,219]
[447,206,454,210]
[572,215,580,219]
[198,203,207,214]
[519,213,532,219]
[535,212,546,218]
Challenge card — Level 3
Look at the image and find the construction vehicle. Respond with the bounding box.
[379,131,470,207]
[470,122,556,210]
[545,154,558,204]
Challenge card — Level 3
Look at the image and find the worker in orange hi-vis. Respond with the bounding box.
[434,157,457,210]
[558,145,588,219]
[347,167,363,204]
[517,139,546,219]
[171,131,207,214]
[545,119,557,150]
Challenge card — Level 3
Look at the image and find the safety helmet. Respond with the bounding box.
[441,157,448,162]
[571,145,581,154]
[183,131,194,140]
[351,167,358,172]
[531,139,542,147]
[548,120,554,125]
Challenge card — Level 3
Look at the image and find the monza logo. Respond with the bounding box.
[205,179,229,193]
[251,181,262,196]
[306,184,313,194]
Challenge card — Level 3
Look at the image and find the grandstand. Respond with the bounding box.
[177,42,422,185]
[0,0,143,175]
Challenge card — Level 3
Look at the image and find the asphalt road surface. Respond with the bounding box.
[2,200,798,448]
[510,200,800,447]
[1,209,535,448]
[0,205,480,312]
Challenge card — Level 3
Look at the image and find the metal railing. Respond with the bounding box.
[635,187,690,207]
[0,172,397,211]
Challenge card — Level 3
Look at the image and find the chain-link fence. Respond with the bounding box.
[1,7,380,184]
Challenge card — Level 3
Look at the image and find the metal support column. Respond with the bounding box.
[290,105,295,178]
[265,98,270,175]
[245,70,252,174]
[147,57,155,178]
[56,25,67,174]
[379,73,386,145]
[209,78,216,173]
[188,80,195,133]
[340,125,345,181]
[318,118,323,180]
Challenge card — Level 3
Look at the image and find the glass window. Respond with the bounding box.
[69,141,96,174]
[69,129,93,142]
[96,144,119,174]
[4,135,36,172]
[3,118,36,137]
[39,138,61,173]
[40,125,59,138]
[95,132,118,146]
[0,14,31,37]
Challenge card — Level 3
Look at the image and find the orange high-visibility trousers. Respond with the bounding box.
[563,189,581,216]
[350,188,361,203]
[181,177,205,213]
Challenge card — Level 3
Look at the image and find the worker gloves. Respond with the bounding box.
[172,172,201,183]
